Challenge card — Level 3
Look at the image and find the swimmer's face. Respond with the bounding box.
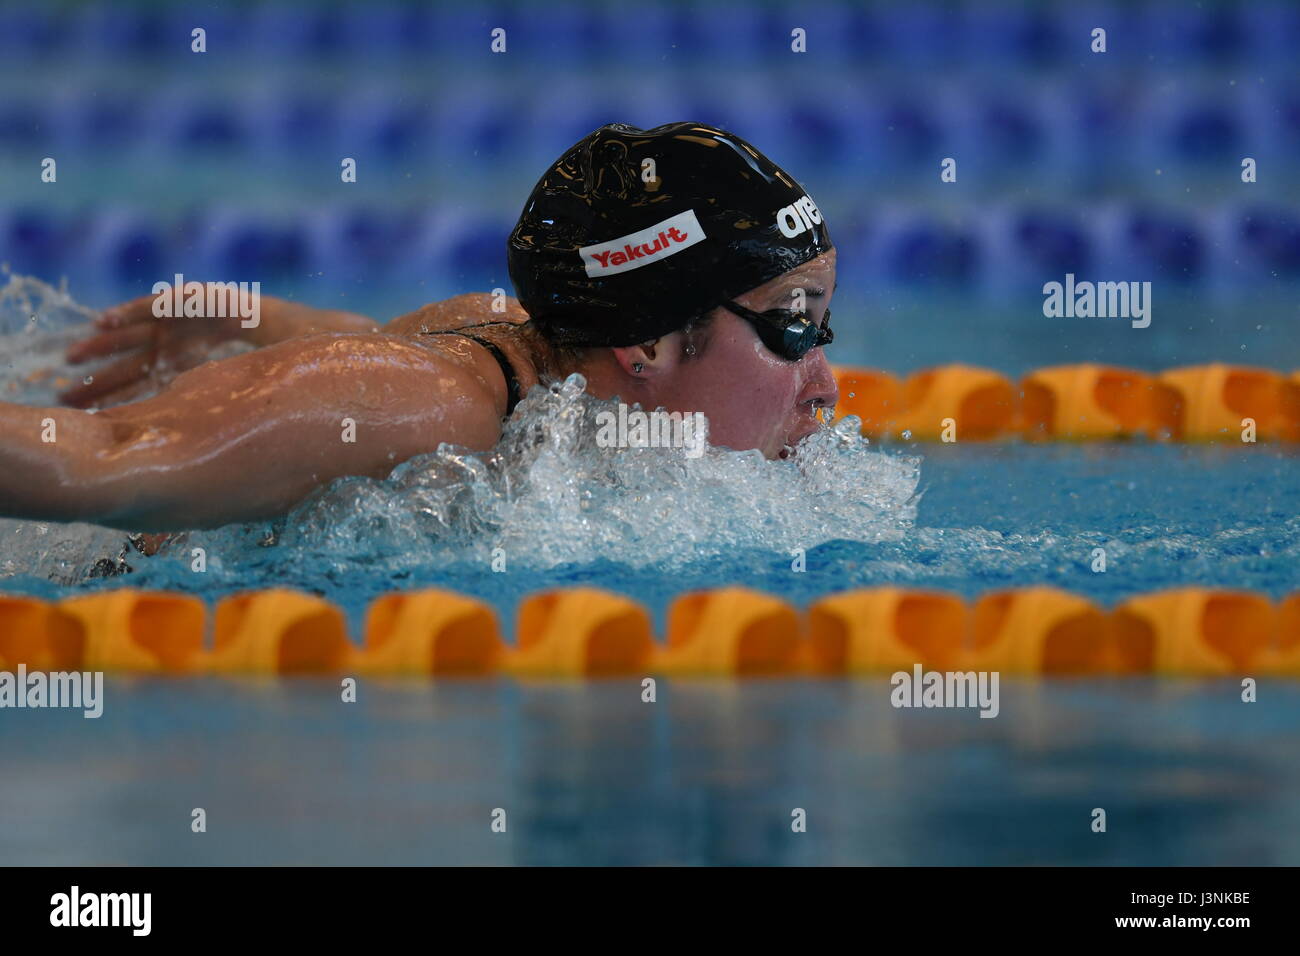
[644,248,839,459]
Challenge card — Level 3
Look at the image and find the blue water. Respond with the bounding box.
[2,443,1294,637]
[1,677,1297,865]
[1,278,1298,866]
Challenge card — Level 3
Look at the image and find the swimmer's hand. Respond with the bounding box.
[61,288,377,408]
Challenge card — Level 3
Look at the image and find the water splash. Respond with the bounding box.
[0,273,921,582]
[198,374,921,573]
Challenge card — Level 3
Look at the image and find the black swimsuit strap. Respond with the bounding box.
[420,330,523,417]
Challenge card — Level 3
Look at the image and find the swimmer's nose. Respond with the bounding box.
[798,347,839,412]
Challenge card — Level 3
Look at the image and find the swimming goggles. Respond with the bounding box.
[718,300,833,361]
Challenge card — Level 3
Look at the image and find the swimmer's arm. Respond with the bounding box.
[244,300,379,347]
[1,333,504,531]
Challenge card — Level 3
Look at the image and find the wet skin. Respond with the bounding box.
[0,252,837,531]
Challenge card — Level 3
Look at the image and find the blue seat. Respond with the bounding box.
[72,4,169,59]
[195,212,309,281]
[505,2,607,62]
[80,209,169,289]
[53,89,146,149]
[967,91,1049,171]
[448,218,513,289]
[339,3,435,56]
[306,206,417,281]
[873,4,961,66]
[1139,0,1245,64]
[1233,206,1300,279]
[963,2,1063,66]
[676,2,772,63]
[763,96,858,174]
[398,209,512,291]
[0,4,60,58]
[769,2,875,64]
[873,212,980,288]
[1242,0,1300,64]
[598,2,673,62]
[339,90,435,160]
[430,94,520,167]
[428,6,503,61]
[248,2,347,57]
[150,89,249,152]
[248,89,339,155]
[0,208,66,280]
[0,98,41,147]
[1013,209,1094,276]
[860,94,947,173]
[1115,207,1205,283]
[1166,102,1242,162]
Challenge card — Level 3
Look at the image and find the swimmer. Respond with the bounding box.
[0,122,837,531]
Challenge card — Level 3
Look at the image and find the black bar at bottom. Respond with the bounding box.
[0,866,1281,941]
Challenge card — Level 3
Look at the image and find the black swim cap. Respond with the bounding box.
[507,121,833,347]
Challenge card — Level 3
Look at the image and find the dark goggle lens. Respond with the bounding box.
[722,300,833,361]
[779,308,833,360]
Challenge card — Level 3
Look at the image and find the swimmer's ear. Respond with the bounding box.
[610,337,669,376]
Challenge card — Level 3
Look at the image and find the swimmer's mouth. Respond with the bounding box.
[782,420,821,458]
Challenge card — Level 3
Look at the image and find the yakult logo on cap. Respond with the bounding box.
[580,209,706,278]
[776,194,822,238]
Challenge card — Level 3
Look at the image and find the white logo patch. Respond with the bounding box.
[580,209,706,277]
[775,194,823,238]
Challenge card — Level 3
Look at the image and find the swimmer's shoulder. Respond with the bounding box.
[385,293,550,415]
[383,292,530,336]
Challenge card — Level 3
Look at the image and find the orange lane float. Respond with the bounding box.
[1112,588,1276,676]
[890,364,1019,440]
[508,587,654,677]
[1257,593,1300,676]
[0,595,83,671]
[360,589,504,676]
[57,589,205,673]
[829,366,903,436]
[658,587,804,676]
[828,363,1300,441]
[807,588,966,674]
[1,586,1297,680]
[963,587,1133,676]
[210,589,351,675]
[1021,364,1179,440]
[1282,371,1300,442]
[1157,364,1292,441]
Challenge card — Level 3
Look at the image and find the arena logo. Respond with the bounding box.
[1042,273,1152,328]
[890,664,1000,718]
[595,402,707,459]
[580,209,705,277]
[0,664,103,718]
[150,273,261,329]
[50,886,151,936]
[775,194,822,238]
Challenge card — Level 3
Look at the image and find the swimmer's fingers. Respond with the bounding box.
[66,323,156,364]
[96,294,167,330]
[57,353,154,408]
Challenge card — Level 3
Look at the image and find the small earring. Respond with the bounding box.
[632,362,644,373]
[684,344,697,356]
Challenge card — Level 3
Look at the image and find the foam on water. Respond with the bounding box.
[0,274,921,584]
[229,374,921,572]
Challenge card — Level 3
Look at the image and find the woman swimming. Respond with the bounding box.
[0,122,837,531]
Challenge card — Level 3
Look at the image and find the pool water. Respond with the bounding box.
[1,275,1297,865]
[1,677,1297,865]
